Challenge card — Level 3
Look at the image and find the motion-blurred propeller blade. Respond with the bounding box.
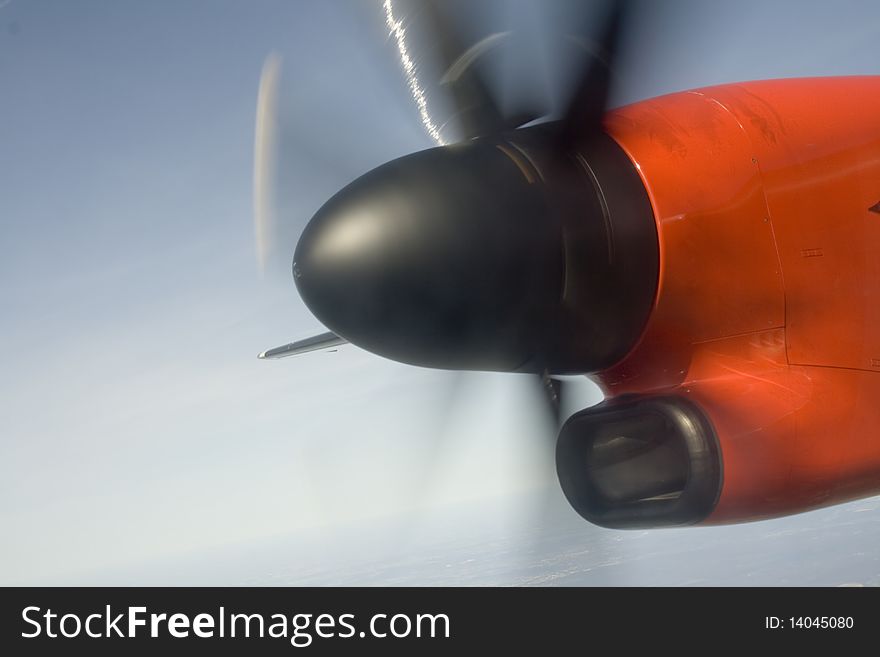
[254,53,283,274]
[407,0,632,146]
[253,52,371,277]
[555,0,631,151]
[420,0,507,139]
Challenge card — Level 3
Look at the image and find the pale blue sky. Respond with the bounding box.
[2,0,880,585]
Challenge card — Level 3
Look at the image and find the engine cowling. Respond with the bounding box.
[576,78,880,528]
[558,334,880,529]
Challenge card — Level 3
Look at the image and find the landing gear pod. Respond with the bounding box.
[556,396,723,529]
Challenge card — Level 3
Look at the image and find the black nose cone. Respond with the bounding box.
[294,139,562,371]
[293,130,659,374]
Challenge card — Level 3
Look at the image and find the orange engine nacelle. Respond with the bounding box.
[558,77,880,528]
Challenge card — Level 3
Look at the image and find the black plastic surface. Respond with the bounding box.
[293,125,658,374]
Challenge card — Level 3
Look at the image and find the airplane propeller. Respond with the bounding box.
[254,0,636,528]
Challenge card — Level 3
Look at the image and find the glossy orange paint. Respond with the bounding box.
[597,77,880,523]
